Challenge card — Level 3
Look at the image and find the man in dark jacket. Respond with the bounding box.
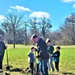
[31,34,49,75]
[0,35,6,70]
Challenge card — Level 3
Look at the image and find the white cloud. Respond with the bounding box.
[66,15,71,18]
[73,3,75,8]
[10,5,31,12]
[29,11,50,19]
[8,9,11,12]
[8,9,12,12]
[0,15,6,22]
[62,0,75,3]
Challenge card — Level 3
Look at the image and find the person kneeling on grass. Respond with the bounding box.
[51,46,60,72]
[28,47,35,75]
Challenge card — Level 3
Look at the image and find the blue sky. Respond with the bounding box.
[0,0,75,31]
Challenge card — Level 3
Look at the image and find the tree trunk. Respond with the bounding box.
[13,31,15,48]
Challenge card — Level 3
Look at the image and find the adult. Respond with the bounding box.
[0,35,6,70]
[46,39,54,71]
[31,34,49,75]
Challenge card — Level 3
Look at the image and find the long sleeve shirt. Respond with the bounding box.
[0,41,6,60]
[37,38,49,60]
[28,52,35,63]
[52,51,60,62]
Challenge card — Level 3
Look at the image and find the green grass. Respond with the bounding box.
[1,45,75,75]
[60,47,75,74]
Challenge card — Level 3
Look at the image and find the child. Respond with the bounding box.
[46,39,54,71]
[52,46,60,72]
[28,47,35,75]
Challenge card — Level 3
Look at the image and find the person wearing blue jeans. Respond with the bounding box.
[31,34,49,75]
[40,59,48,75]
[46,39,54,71]
[48,56,54,71]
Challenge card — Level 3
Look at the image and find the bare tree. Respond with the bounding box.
[1,21,9,33]
[1,21,13,43]
[2,13,24,48]
[0,28,4,36]
[28,17,39,35]
[15,28,25,44]
[60,13,75,45]
[38,18,52,40]
[66,13,75,44]
[23,22,28,45]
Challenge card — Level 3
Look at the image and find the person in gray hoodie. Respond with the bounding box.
[0,35,6,70]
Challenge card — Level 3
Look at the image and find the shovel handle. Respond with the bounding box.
[6,49,9,65]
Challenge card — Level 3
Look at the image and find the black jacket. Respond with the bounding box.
[0,41,6,61]
[52,51,60,62]
[37,38,49,60]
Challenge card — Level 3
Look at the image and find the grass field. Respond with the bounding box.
[1,44,75,75]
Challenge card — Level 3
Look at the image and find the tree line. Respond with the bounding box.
[0,13,75,48]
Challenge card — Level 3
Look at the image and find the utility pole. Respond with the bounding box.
[24,22,28,46]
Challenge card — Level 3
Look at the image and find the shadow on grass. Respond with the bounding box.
[9,68,23,72]
[49,74,58,75]
[9,68,28,74]
[62,72,75,75]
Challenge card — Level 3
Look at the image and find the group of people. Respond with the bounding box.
[0,34,60,75]
[28,34,60,75]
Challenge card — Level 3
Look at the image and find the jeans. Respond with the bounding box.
[40,59,48,75]
[48,56,54,71]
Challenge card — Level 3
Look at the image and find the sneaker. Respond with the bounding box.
[0,69,3,73]
[56,70,59,72]
[52,69,54,72]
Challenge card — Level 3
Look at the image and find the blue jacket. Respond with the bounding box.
[52,51,60,62]
[28,52,35,63]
